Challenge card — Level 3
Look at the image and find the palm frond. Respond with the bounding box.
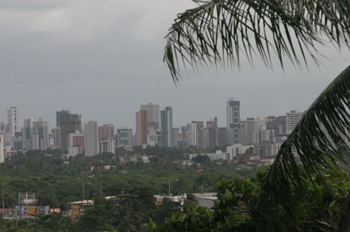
[165,0,350,82]
[257,64,350,231]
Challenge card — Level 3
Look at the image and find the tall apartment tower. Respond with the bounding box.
[22,118,49,150]
[243,118,257,144]
[188,121,204,148]
[23,117,33,128]
[0,135,4,163]
[98,124,114,140]
[173,128,180,147]
[51,127,61,146]
[286,110,304,134]
[140,103,160,130]
[161,106,173,147]
[218,127,228,147]
[8,107,21,137]
[226,98,241,145]
[206,117,218,148]
[60,113,82,151]
[117,128,132,148]
[84,121,98,157]
[56,110,69,127]
[136,110,149,146]
[177,126,189,149]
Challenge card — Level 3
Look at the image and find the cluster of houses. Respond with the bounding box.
[115,145,275,169]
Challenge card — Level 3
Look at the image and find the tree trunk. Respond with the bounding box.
[335,192,350,232]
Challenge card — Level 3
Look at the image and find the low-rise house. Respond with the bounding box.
[197,196,219,210]
[154,194,187,205]
[207,150,227,161]
[119,154,149,163]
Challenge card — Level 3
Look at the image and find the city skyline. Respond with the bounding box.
[0,101,305,157]
[1,103,305,133]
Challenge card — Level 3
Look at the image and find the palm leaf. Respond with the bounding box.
[256,64,350,231]
[165,0,350,82]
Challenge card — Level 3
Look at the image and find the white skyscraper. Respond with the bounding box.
[226,98,241,145]
[187,121,204,148]
[141,103,160,130]
[8,107,21,136]
[84,121,98,157]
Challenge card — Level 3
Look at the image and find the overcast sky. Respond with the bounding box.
[1,0,350,131]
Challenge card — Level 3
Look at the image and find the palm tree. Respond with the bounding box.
[164,1,350,231]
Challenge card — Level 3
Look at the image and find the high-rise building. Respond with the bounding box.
[84,121,98,157]
[23,117,33,128]
[202,128,210,149]
[136,110,149,146]
[22,118,49,151]
[188,121,204,148]
[206,117,218,148]
[148,128,161,147]
[98,138,115,154]
[69,130,84,147]
[51,127,61,146]
[161,106,173,147]
[177,126,189,149]
[3,133,13,148]
[60,113,82,151]
[266,116,287,137]
[0,135,4,163]
[173,128,180,148]
[226,98,240,145]
[34,118,49,150]
[286,110,304,134]
[277,116,287,135]
[180,126,188,141]
[33,118,48,128]
[217,127,228,147]
[253,129,274,145]
[243,118,257,144]
[8,107,21,137]
[67,130,84,157]
[68,130,84,157]
[98,124,114,141]
[56,110,69,127]
[0,122,6,133]
[117,128,132,148]
[141,103,160,130]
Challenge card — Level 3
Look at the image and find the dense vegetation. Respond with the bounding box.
[150,167,350,232]
[0,146,261,231]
